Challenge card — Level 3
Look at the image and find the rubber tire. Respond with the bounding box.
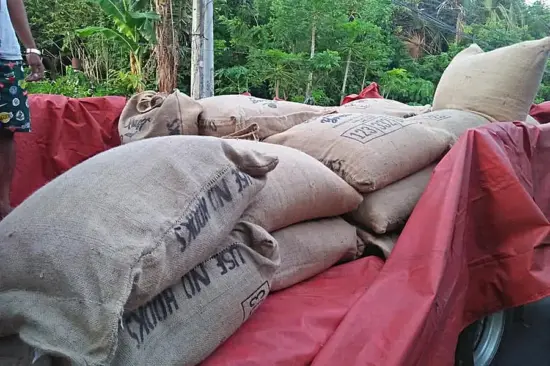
[455,308,519,366]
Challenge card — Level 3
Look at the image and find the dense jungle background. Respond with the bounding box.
[23,0,550,105]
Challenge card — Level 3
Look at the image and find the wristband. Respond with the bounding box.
[25,48,42,56]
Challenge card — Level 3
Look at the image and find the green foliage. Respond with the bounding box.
[23,67,141,97]
[75,0,159,77]
[22,0,550,104]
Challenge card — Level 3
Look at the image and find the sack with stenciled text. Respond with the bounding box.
[224,139,363,232]
[112,222,280,366]
[198,95,336,140]
[265,113,452,192]
[0,136,278,365]
[119,90,203,144]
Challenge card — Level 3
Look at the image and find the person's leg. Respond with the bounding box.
[0,59,31,220]
[0,129,14,219]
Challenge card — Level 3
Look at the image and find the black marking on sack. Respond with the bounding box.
[319,114,351,124]
[248,96,277,108]
[166,119,182,135]
[321,159,350,182]
[124,117,150,132]
[124,288,180,349]
[420,113,452,121]
[123,244,250,349]
[339,116,412,144]
[173,170,253,252]
[215,245,246,275]
[241,281,269,322]
[181,263,211,299]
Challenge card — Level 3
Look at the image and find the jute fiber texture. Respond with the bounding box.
[433,37,550,122]
[119,90,203,144]
[265,113,452,192]
[271,217,361,291]
[197,95,336,140]
[224,139,363,232]
[351,164,436,234]
[112,222,280,366]
[0,135,278,365]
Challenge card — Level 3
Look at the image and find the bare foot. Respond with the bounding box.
[0,204,12,221]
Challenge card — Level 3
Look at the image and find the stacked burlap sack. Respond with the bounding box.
[0,134,366,365]
[266,36,550,257]
[119,93,337,143]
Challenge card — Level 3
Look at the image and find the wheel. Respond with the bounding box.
[455,309,517,366]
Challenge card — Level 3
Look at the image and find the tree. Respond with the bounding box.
[247,49,305,99]
[336,20,388,103]
[76,0,160,83]
[154,0,179,92]
[270,0,342,101]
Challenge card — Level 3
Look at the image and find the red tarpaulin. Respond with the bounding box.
[205,122,550,366]
[10,96,550,366]
[341,83,383,105]
[11,94,125,207]
[530,102,550,124]
[202,256,384,366]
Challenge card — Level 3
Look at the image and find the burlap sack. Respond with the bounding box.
[119,90,203,144]
[433,38,550,122]
[356,229,400,259]
[197,95,336,140]
[409,109,490,140]
[0,136,278,365]
[270,217,361,291]
[265,113,453,193]
[224,140,363,232]
[112,221,279,366]
[351,164,436,234]
[0,336,52,366]
[338,98,431,118]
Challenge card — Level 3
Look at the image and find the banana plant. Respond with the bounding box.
[76,0,160,78]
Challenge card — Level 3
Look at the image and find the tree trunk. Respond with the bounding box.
[275,79,280,99]
[340,49,352,104]
[71,57,82,71]
[455,0,464,43]
[305,21,317,100]
[155,0,179,93]
[361,64,368,90]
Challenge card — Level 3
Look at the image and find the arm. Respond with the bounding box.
[6,0,44,81]
[6,0,36,49]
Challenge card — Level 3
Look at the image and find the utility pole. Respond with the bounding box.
[190,0,203,99]
[190,0,214,99]
[203,0,214,98]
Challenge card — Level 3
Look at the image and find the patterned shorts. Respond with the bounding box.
[0,59,31,133]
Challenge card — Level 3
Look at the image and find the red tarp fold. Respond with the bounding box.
[530,102,550,124]
[11,94,125,207]
[10,97,550,366]
[341,83,383,105]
